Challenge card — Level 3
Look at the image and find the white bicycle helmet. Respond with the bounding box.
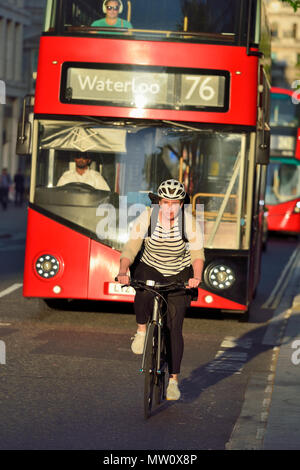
[102,0,123,13]
[157,179,186,200]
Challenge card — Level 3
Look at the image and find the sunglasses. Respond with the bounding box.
[107,5,120,11]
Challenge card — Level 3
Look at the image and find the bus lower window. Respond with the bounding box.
[266,162,300,204]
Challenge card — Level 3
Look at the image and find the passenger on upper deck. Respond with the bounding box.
[91,0,132,30]
[57,153,110,191]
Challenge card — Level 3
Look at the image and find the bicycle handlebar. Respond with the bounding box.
[114,277,189,291]
[132,279,188,290]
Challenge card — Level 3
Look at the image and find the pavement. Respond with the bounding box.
[0,201,28,238]
[223,239,300,450]
[262,263,300,450]
[1,202,300,450]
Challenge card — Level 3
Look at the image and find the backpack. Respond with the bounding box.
[147,203,188,243]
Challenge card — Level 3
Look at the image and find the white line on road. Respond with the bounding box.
[0,283,23,298]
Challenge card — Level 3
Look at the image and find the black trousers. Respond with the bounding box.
[133,262,193,375]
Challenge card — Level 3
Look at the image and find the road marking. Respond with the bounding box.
[0,283,23,298]
[262,304,293,346]
[206,336,253,375]
[220,336,252,349]
[226,363,278,450]
[262,245,300,309]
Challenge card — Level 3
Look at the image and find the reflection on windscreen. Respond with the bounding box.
[34,120,245,250]
[55,0,239,39]
[270,93,299,127]
[266,162,300,204]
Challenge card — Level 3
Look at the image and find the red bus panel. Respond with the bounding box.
[23,207,247,311]
[23,208,91,298]
[266,199,300,233]
[35,37,258,126]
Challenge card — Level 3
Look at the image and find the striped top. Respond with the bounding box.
[140,219,191,276]
[121,208,205,273]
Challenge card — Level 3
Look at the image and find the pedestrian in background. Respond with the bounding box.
[14,169,25,206]
[0,168,12,210]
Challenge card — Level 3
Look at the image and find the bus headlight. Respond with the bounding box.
[293,201,300,213]
[35,254,60,279]
[205,263,236,290]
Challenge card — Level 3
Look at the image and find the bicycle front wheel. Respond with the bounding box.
[143,322,158,419]
[154,326,167,405]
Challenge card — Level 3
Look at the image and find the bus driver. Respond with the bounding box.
[57,154,110,191]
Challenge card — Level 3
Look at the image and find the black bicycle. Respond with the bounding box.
[126,279,187,419]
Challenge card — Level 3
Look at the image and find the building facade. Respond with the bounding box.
[23,0,47,95]
[267,0,300,85]
[0,0,31,180]
[0,0,46,192]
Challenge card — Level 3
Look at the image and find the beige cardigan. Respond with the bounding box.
[120,207,205,265]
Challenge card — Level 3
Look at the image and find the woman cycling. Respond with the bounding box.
[117,179,204,400]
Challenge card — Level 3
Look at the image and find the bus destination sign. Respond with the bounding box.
[62,65,228,111]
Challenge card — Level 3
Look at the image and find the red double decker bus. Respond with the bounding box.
[20,0,271,315]
[265,87,300,234]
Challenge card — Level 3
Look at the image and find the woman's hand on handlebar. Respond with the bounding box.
[187,278,201,288]
[116,273,130,285]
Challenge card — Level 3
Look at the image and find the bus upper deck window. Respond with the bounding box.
[91,0,133,29]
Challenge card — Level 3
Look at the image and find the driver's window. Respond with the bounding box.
[55,151,72,185]
[36,149,69,187]
[36,148,118,191]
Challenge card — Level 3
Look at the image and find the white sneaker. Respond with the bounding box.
[166,378,181,401]
[131,330,146,354]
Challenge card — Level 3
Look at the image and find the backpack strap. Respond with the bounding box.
[148,205,159,237]
[178,204,188,243]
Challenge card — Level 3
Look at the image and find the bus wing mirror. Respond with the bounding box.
[256,128,270,165]
[16,95,34,155]
[16,121,32,155]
